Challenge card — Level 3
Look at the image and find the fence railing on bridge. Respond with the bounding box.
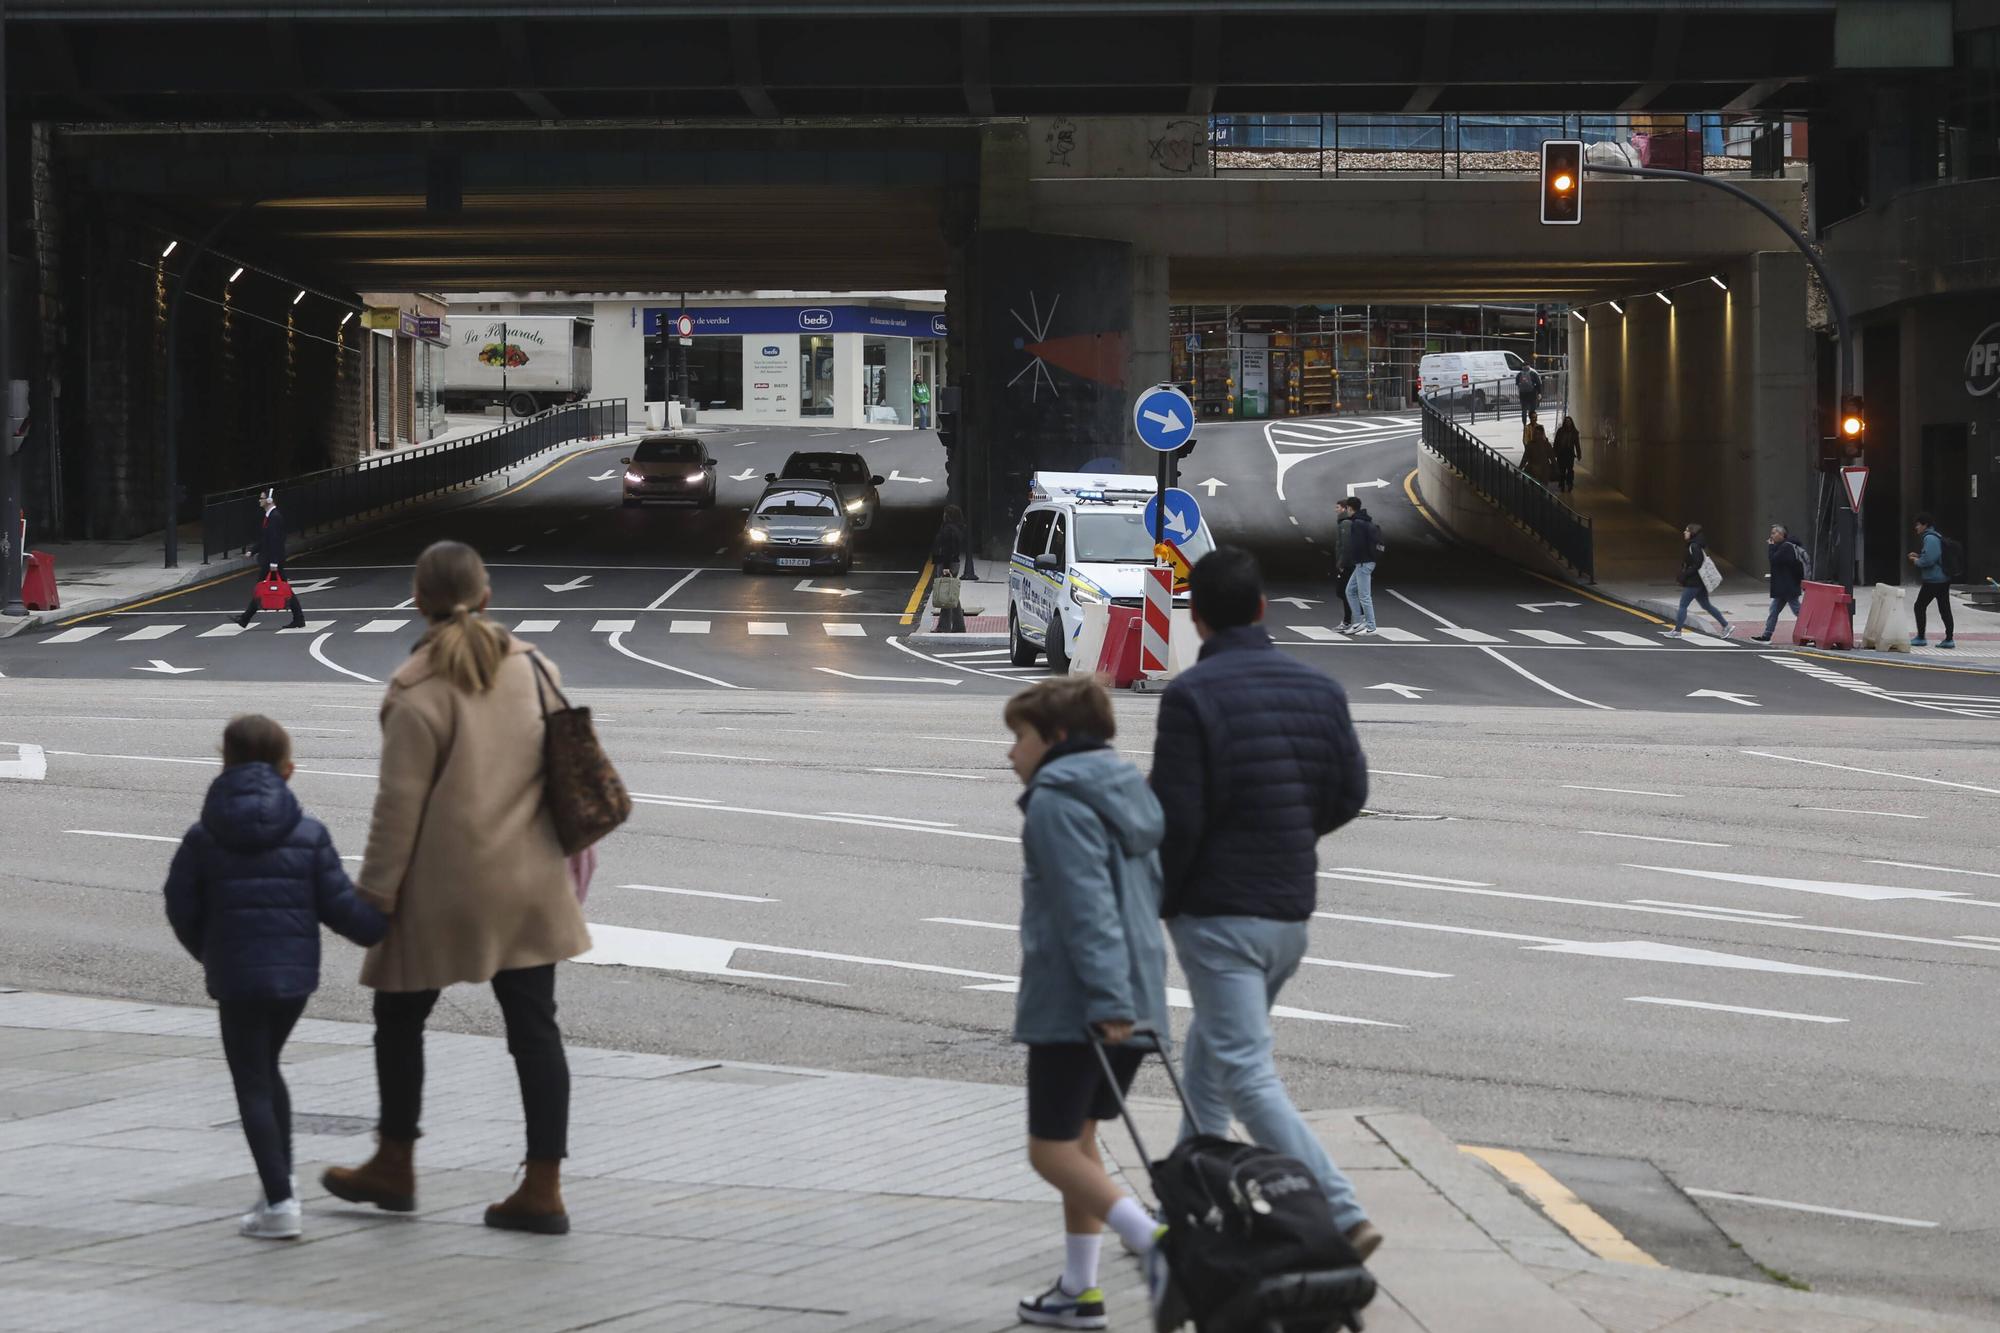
[1419,396,1594,582]
[202,399,628,563]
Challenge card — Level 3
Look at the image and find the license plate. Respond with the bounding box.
[777,557,810,568]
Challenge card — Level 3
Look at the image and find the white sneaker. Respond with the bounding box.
[239,1196,302,1241]
[1352,626,1376,636]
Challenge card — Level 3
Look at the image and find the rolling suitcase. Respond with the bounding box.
[1089,1028,1375,1333]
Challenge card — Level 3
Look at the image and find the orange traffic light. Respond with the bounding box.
[1839,395,1866,443]
[1541,141,1583,226]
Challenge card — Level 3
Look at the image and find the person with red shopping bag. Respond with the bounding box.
[236,489,306,629]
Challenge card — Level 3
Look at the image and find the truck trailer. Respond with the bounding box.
[442,315,593,418]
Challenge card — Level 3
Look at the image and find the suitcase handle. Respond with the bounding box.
[1086,1024,1196,1187]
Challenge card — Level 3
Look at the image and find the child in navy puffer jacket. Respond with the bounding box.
[164,715,386,1241]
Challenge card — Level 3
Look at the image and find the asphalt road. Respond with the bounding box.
[3,416,1998,1317]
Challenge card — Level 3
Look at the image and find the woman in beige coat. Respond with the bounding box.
[322,540,591,1235]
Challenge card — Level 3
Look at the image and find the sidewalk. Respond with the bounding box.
[0,988,1983,1333]
[0,433,637,639]
[910,554,1009,643]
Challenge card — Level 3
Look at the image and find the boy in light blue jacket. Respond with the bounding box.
[1004,676,1172,1331]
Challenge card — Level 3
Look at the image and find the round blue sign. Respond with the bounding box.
[1143,488,1203,547]
[1132,385,1196,453]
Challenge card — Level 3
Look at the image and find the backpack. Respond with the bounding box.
[1788,540,1812,581]
[1151,1134,1369,1328]
[1939,533,1967,581]
[1515,368,1539,395]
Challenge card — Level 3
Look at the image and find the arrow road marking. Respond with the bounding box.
[1197,477,1228,496]
[544,575,594,593]
[814,667,963,687]
[134,660,202,675]
[730,468,761,481]
[1345,479,1390,497]
[1141,406,1187,433]
[1519,602,1581,613]
[1689,689,1760,707]
[1366,683,1430,700]
[795,579,863,598]
[0,744,47,780]
[1269,596,1321,610]
[887,469,933,484]
[590,470,621,481]
[282,577,342,595]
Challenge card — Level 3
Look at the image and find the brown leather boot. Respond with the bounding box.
[320,1137,416,1213]
[484,1159,569,1235]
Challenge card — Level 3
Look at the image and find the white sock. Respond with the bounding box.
[1062,1233,1102,1294]
[1106,1197,1158,1255]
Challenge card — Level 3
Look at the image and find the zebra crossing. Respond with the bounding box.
[1766,653,2000,720]
[36,616,891,645]
[1281,623,1734,649]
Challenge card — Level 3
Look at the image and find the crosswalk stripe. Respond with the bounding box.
[748,622,788,636]
[275,621,333,635]
[593,619,636,633]
[1439,627,1504,643]
[355,619,410,634]
[119,624,182,641]
[1290,625,1346,642]
[513,619,559,634]
[823,623,866,637]
[1371,627,1428,643]
[1588,630,1660,647]
[669,620,711,634]
[199,623,256,638]
[1516,629,1582,645]
[1677,631,1738,647]
[42,626,109,644]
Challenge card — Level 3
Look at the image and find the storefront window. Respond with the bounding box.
[800,335,835,417]
[687,337,743,411]
[863,337,888,408]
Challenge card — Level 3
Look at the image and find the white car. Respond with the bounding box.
[1415,349,1536,412]
[1007,472,1215,670]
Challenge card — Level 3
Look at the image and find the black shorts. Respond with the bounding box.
[1026,1042,1142,1142]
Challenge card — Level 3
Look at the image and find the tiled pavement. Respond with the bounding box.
[0,989,1986,1333]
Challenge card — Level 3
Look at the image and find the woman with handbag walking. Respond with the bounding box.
[323,540,610,1236]
[1664,523,1733,638]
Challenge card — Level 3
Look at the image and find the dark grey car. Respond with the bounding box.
[623,435,717,508]
[742,480,852,575]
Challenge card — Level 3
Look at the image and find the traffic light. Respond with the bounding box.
[1172,439,1197,461]
[1535,304,1548,329]
[1839,395,1866,445]
[935,410,957,454]
[1540,140,1583,226]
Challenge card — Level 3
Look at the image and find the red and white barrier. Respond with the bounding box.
[1141,566,1173,678]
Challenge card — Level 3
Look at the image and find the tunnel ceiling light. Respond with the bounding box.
[227,266,245,284]
[293,290,307,305]
[1655,291,1673,306]
[1570,308,1586,323]
[160,240,177,259]
[340,311,354,326]
[1608,300,1624,315]
[1709,275,1729,291]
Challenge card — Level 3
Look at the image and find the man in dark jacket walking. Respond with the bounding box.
[1552,416,1581,493]
[1752,524,1807,642]
[1341,501,1382,635]
[236,489,306,629]
[1148,546,1382,1261]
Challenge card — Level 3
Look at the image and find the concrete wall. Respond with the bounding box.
[1568,251,1814,574]
[1417,447,1578,583]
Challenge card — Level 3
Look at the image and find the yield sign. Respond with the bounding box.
[1841,465,1869,512]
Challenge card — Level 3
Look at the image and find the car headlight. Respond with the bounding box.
[845,498,866,513]
[624,471,644,485]
[1072,586,1104,605]
[822,529,846,545]
[747,528,769,543]
[686,471,706,483]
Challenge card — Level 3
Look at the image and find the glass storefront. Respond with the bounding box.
[800,334,835,417]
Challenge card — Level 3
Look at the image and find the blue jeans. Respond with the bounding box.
[1762,594,1801,638]
[1675,585,1728,631]
[1345,562,1377,632]
[1168,916,1368,1232]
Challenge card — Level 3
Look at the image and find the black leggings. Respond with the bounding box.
[374,964,569,1160]
[1914,583,1955,639]
[219,996,308,1204]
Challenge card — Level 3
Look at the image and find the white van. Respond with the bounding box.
[1007,471,1216,670]
[1415,350,1535,411]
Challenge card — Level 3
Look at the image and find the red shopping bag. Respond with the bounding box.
[255,575,293,610]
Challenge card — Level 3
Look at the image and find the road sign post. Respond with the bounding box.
[1132,385,1196,685]
[1842,465,1869,588]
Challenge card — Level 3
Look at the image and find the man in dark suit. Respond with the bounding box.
[236,490,306,629]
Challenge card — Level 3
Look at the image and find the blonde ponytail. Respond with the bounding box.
[412,541,507,694]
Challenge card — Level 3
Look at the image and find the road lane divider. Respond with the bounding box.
[1626,996,1845,1024]
[605,629,745,690]
[1459,1146,1663,1267]
[1683,1188,1936,1230]
[308,633,380,685]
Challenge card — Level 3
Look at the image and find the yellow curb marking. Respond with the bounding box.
[900,558,936,627]
[1460,1145,1662,1268]
[57,569,249,627]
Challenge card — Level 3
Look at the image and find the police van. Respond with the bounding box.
[1007,471,1216,669]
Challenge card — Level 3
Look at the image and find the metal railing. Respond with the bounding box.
[1420,396,1593,582]
[202,399,627,563]
[1422,370,1568,427]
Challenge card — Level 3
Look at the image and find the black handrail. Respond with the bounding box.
[1419,397,1594,582]
[201,399,628,563]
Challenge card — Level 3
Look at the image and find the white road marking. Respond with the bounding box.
[1688,689,1760,707]
[1519,602,1580,613]
[308,633,380,685]
[1682,1189,1936,1229]
[275,621,333,635]
[605,631,745,690]
[544,575,593,593]
[1366,683,1429,699]
[43,627,109,644]
[1627,864,1979,904]
[1563,785,1680,798]
[120,624,182,641]
[67,829,178,843]
[924,917,1017,931]
[823,623,866,636]
[823,811,958,827]
[1675,631,1738,648]
[394,597,417,610]
[1628,901,1799,920]
[1369,769,1446,781]
[1329,867,1491,887]
[1526,939,1912,983]
[1315,912,1570,946]
[593,619,636,633]
[355,619,410,634]
[814,667,960,686]
[1627,997,1845,1024]
[1371,627,1428,643]
[0,745,48,780]
[867,768,986,780]
[1478,646,1612,710]
[622,884,776,904]
[665,750,773,763]
[630,794,1018,844]
[917,735,1011,745]
[1588,630,1662,647]
[1802,807,1926,820]
[1869,860,2000,880]
[646,569,702,610]
[1742,749,2000,795]
[1290,625,1346,642]
[669,620,711,634]
[1955,935,2000,944]
[1515,629,1582,645]
[937,649,1010,659]
[512,619,560,634]
[1300,958,1452,979]
[887,635,1039,682]
[867,436,890,444]
[198,623,255,638]
[580,923,1003,986]
[45,750,374,780]
[507,544,526,553]
[133,660,202,675]
[748,622,788,636]
[1439,627,1504,643]
[1583,831,1731,848]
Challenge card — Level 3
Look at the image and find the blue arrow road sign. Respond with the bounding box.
[1133,385,1196,452]
[1144,488,1203,547]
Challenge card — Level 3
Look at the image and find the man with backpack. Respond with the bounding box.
[1909,512,1959,648]
[1752,524,1809,643]
[1514,360,1542,425]
[1340,499,1382,635]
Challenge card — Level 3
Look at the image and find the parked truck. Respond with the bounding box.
[442,315,593,418]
